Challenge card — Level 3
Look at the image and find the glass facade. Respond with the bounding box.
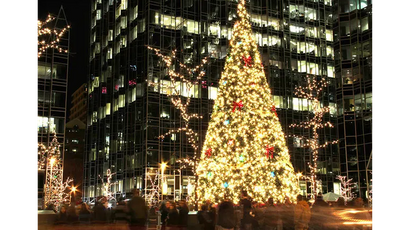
[333,0,372,199]
[38,8,70,207]
[84,0,339,202]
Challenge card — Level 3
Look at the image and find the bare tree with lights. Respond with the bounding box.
[336,175,357,205]
[147,46,212,205]
[98,169,117,202]
[289,77,338,200]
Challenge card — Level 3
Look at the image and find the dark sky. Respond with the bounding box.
[38,0,90,119]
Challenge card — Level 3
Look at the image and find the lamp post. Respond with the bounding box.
[70,186,77,203]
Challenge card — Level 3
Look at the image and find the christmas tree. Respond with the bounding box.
[196,0,299,204]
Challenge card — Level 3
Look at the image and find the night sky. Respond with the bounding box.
[38,0,91,119]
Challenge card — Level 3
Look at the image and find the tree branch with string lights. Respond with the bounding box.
[38,14,70,58]
[336,175,357,205]
[289,77,338,200]
[146,46,212,204]
[98,169,117,203]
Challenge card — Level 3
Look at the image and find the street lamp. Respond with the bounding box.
[70,186,77,202]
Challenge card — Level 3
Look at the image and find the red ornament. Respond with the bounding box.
[232,101,244,112]
[266,145,275,158]
[271,105,278,116]
[242,55,252,66]
[205,148,212,158]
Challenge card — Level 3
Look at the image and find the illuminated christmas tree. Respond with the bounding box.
[196,0,299,204]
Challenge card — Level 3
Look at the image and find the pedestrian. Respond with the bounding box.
[178,200,189,229]
[216,197,235,230]
[263,198,279,230]
[198,204,214,230]
[78,202,91,223]
[128,189,148,228]
[67,201,78,223]
[310,195,329,230]
[294,195,311,230]
[253,202,265,229]
[240,191,253,230]
[160,201,171,229]
[166,201,180,230]
[93,199,108,223]
[281,197,294,230]
[114,199,129,223]
[56,205,68,224]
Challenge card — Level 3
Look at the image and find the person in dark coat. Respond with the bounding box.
[78,203,91,223]
[310,196,329,230]
[198,204,214,230]
[93,200,108,223]
[263,198,279,230]
[128,189,148,226]
[166,202,180,230]
[114,200,129,223]
[55,205,68,224]
[216,198,236,230]
[67,202,78,223]
[240,191,253,230]
[178,200,189,229]
[160,201,170,229]
[281,197,295,230]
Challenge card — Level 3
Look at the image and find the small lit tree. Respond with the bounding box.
[336,175,356,205]
[98,169,117,202]
[39,132,73,210]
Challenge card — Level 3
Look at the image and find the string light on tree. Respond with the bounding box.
[289,77,339,200]
[38,14,70,58]
[147,46,213,205]
[39,132,73,210]
[196,0,299,205]
[98,169,117,202]
[336,175,357,205]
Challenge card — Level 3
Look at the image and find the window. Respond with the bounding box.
[108,48,112,59]
[360,17,369,32]
[326,29,333,41]
[92,111,97,122]
[106,103,111,115]
[121,17,127,29]
[290,25,304,34]
[119,94,125,108]
[305,8,317,21]
[108,30,113,41]
[184,19,199,34]
[96,9,101,20]
[208,86,218,100]
[72,149,77,153]
[298,60,306,73]
[327,66,335,78]
[273,95,283,108]
[72,139,79,144]
[121,0,127,10]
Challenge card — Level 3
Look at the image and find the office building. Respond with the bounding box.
[38,6,70,207]
[333,0,372,198]
[84,0,339,202]
[69,83,88,123]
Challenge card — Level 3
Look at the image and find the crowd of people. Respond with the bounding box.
[47,190,371,230]
[193,191,371,230]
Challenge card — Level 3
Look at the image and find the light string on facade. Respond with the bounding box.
[38,14,70,58]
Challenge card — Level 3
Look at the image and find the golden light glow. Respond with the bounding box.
[334,209,372,226]
[71,186,77,193]
[195,0,299,204]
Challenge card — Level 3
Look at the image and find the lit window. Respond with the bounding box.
[119,95,125,108]
[72,139,79,144]
[208,86,218,100]
[96,10,101,20]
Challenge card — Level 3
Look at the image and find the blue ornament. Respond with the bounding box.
[238,41,242,45]
[223,182,229,188]
[207,172,212,177]
[239,155,244,162]
[271,171,275,177]
[223,81,227,85]
[224,120,230,125]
